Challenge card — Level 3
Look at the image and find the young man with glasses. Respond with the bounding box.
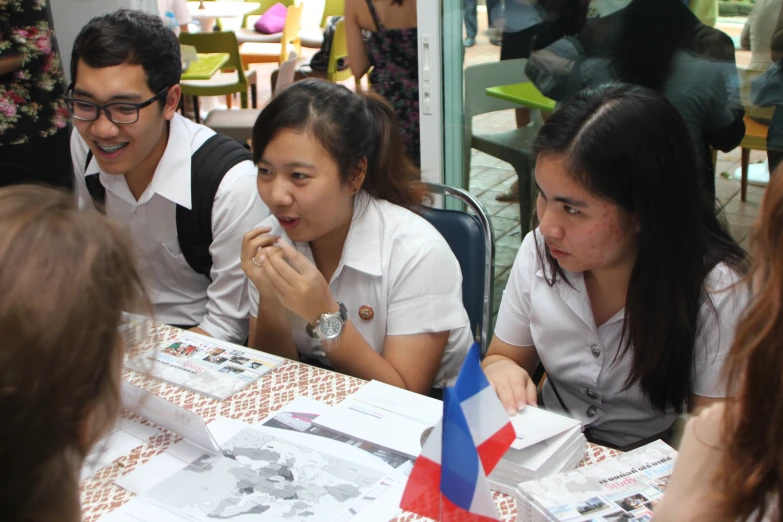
[68,9,268,344]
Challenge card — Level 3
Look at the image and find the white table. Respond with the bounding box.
[187,1,261,31]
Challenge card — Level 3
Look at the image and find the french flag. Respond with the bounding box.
[400,342,516,521]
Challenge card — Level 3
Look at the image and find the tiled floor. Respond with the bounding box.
[462,13,766,327]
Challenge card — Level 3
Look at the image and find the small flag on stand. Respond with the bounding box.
[400,341,516,521]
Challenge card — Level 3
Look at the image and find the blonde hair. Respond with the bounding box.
[0,186,147,522]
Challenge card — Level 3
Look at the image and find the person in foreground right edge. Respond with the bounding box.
[482,84,750,451]
[652,165,783,522]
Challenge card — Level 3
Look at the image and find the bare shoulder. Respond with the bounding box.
[345,0,374,29]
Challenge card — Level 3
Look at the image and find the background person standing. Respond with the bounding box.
[464,0,502,47]
[0,0,71,189]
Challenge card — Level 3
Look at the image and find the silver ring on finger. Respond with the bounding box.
[251,254,263,267]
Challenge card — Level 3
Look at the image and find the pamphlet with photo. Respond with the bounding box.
[125,331,284,401]
[514,440,676,522]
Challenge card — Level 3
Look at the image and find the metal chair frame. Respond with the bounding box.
[422,181,495,356]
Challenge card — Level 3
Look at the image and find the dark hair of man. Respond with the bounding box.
[70,9,181,106]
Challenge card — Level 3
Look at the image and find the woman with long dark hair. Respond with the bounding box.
[528,0,744,194]
[482,84,749,450]
[611,0,745,193]
[241,80,471,395]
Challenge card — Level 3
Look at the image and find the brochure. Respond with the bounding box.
[125,331,284,401]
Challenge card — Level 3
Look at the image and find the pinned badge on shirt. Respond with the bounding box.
[359,305,374,320]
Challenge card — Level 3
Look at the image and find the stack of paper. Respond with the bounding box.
[513,440,677,522]
[489,407,587,497]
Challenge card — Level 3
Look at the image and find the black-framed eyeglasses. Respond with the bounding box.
[64,84,170,125]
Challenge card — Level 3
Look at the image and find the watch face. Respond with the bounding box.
[319,316,343,339]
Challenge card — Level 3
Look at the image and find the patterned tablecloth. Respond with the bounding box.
[80,323,622,522]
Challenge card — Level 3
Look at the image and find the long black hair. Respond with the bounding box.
[533,83,747,413]
[611,0,698,91]
[251,79,424,208]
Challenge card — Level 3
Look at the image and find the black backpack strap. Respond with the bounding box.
[82,150,107,212]
[177,133,252,281]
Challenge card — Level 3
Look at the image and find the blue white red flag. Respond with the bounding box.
[400,342,516,521]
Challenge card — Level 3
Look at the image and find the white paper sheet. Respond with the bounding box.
[122,381,221,455]
[312,380,443,459]
[509,406,582,450]
[115,416,396,522]
[81,417,160,481]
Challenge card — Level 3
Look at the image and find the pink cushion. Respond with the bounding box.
[254,3,287,34]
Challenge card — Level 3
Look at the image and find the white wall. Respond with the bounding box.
[416,0,443,185]
[51,0,157,81]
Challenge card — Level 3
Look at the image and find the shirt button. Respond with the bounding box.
[586,388,599,400]
[586,405,597,418]
[591,344,600,357]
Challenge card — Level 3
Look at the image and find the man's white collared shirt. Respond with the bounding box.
[248,194,472,387]
[72,113,268,343]
[494,230,749,447]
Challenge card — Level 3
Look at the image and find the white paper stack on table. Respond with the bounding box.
[513,440,677,522]
[489,407,587,497]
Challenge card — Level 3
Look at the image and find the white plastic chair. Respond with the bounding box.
[203,51,298,143]
[464,58,544,232]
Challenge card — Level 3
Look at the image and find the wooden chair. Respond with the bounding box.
[239,3,303,68]
[739,115,769,202]
[179,31,258,123]
[235,0,295,45]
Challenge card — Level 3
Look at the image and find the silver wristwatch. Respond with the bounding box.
[306,302,348,340]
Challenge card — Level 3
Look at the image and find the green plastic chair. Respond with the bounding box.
[302,0,345,48]
[179,31,258,123]
[326,18,351,82]
[320,0,345,27]
[274,17,351,87]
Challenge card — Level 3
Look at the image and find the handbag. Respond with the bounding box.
[309,16,349,72]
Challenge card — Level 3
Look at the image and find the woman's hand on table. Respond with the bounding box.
[483,357,538,415]
[255,240,337,325]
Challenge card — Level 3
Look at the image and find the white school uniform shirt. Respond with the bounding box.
[72,113,269,343]
[494,230,749,447]
[248,193,472,387]
[158,0,192,35]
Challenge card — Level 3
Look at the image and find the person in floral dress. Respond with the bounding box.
[0,0,71,189]
[345,0,420,167]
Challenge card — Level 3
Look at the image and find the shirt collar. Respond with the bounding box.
[340,193,383,277]
[86,114,193,209]
[535,267,625,329]
[146,114,192,209]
